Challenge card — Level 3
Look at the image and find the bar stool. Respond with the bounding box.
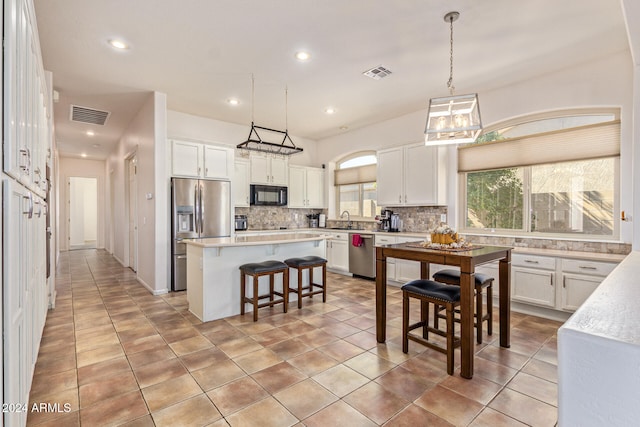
[433,269,494,344]
[239,260,289,322]
[402,279,461,375]
[284,256,327,309]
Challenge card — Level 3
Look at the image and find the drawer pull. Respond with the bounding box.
[524,259,540,264]
[578,266,597,270]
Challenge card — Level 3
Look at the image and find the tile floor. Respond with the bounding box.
[27,249,561,426]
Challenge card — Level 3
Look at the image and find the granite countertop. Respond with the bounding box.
[183,232,327,248]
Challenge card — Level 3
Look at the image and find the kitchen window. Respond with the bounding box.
[335,153,380,219]
[459,110,620,240]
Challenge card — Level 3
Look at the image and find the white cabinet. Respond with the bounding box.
[234,159,250,207]
[171,140,234,179]
[327,232,349,272]
[289,165,325,208]
[375,234,397,281]
[377,143,447,207]
[395,236,423,283]
[560,259,617,312]
[512,254,556,308]
[250,154,288,185]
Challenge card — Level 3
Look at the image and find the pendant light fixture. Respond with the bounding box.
[425,11,482,145]
[237,74,303,155]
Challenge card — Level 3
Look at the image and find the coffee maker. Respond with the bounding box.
[380,209,393,231]
[389,213,400,232]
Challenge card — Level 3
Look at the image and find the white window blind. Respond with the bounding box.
[458,120,620,172]
[334,164,377,185]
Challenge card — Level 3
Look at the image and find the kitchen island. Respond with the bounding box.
[184,233,327,322]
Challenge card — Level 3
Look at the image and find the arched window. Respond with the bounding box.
[459,109,620,239]
[334,152,380,219]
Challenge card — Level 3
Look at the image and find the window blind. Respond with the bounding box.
[458,120,620,172]
[334,164,377,185]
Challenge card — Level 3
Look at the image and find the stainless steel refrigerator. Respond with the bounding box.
[171,177,231,291]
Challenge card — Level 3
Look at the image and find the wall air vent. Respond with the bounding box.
[69,105,110,125]
[363,65,392,80]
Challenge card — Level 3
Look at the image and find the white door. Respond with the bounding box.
[128,156,138,271]
[67,177,98,250]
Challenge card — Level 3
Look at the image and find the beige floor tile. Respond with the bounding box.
[302,400,376,427]
[151,394,221,427]
[79,390,148,426]
[312,365,369,398]
[273,378,338,420]
[206,376,270,416]
[250,361,307,393]
[233,348,283,374]
[415,385,484,426]
[489,388,557,426]
[225,396,298,427]
[141,374,203,412]
[191,359,247,391]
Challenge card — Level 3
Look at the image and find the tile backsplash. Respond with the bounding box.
[236,205,631,255]
[235,206,323,230]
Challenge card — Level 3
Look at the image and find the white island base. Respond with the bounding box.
[185,233,327,322]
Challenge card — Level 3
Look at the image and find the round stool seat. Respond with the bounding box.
[239,260,288,275]
[284,256,328,268]
[401,279,461,303]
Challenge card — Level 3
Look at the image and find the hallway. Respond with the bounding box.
[27,249,560,426]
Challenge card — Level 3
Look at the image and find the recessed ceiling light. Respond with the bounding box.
[108,39,130,50]
[227,98,240,106]
[81,153,87,158]
[92,144,100,148]
[86,130,95,136]
[339,125,349,131]
[295,51,311,61]
[324,107,336,114]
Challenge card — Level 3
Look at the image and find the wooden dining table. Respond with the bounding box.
[375,242,512,379]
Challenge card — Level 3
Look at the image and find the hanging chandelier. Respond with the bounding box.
[425,11,482,145]
[237,75,303,155]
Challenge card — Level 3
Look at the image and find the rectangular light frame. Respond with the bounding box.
[425,93,482,145]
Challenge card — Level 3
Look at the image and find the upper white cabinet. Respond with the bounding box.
[250,154,288,185]
[234,159,250,207]
[288,165,325,208]
[377,143,447,207]
[171,139,233,179]
[3,0,50,198]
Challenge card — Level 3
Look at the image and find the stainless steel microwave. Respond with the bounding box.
[250,184,288,206]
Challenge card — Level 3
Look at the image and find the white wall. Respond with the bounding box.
[58,157,106,250]
[316,51,636,244]
[167,110,319,167]
[107,92,168,294]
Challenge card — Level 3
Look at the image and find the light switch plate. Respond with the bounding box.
[440,214,447,223]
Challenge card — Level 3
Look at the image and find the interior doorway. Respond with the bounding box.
[127,155,138,272]
[68,177,98,250]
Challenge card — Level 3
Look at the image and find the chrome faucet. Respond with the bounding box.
[340,210,352,229]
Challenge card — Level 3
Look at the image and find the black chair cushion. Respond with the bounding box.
[433,269,493,286]
[239,260,288,274]
[401,279,461,303]
[284,256,328,268]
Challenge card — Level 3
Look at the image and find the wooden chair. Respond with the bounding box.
[402,279,461,375]
[433,269,494,344]
[239,260,289,321]
[284,256,327,309]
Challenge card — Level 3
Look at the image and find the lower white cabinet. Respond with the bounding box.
[560,258,617,312]
[327,232,349,272]
[375,234,397,281]
[512,254,556,308]
[395,236,422,283]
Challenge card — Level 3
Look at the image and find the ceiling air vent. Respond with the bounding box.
[363,65,392,80]
[70,105,110,125]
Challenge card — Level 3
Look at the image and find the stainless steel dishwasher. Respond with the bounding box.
[348,232,376,279]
